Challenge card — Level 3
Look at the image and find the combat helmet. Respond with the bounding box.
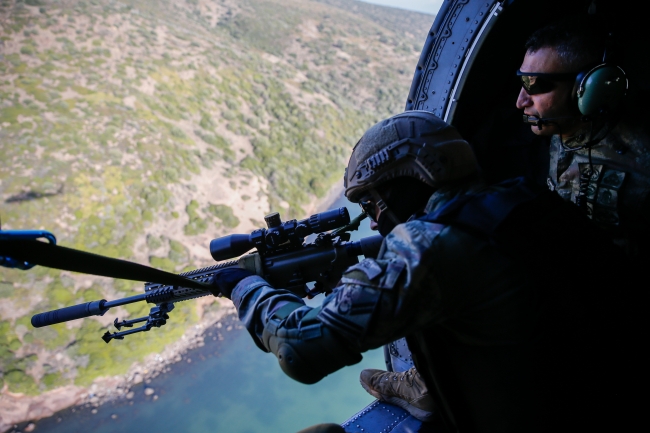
[344,111,478,204]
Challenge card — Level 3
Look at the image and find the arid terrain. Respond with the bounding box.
[0,0,432,429]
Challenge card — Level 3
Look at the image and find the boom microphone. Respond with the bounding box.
[522,114,589,130]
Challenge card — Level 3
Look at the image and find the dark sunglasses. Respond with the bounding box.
[516,70,575,95]
[359,200,378,223]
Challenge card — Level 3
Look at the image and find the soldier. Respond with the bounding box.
[515,17,650,256]
[211,111,632,432]
[359,17,650,422]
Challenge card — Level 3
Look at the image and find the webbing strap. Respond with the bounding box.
[420,177,542,236]
[272,302,305,320]
[0,240,210,290]
[300,305,322,324]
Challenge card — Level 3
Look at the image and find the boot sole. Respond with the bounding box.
[359,378,435,422]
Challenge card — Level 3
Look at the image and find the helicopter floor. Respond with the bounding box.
[341,399,442,433]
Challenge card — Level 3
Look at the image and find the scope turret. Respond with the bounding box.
[210,207,350,261]
[264,212,282,228]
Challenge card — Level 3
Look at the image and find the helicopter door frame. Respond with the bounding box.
[405,0,502,120]
[444,2,502,122]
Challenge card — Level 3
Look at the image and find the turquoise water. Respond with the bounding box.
[32,197,385,433]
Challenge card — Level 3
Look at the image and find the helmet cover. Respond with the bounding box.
[344,111,478,203]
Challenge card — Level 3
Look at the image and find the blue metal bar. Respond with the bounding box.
[0,230,56,270]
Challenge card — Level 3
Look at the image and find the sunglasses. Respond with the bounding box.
[359,200,378,223]
[516,70,575,95]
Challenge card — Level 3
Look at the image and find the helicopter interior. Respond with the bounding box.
[343,1,648,431]
[406,0,648,186]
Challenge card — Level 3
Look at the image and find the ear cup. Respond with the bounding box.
[576,64,628,116]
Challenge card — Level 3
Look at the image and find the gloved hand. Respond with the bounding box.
[209,267,254,299]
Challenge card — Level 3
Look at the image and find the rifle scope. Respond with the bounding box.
[210,207,350,261]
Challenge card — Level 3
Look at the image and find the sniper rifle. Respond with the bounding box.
[9,207,382,343]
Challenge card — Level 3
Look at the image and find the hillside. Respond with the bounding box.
[0,0,432,407]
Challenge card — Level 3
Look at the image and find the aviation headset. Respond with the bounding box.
[574,35,628,117]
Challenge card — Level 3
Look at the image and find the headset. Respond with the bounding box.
[523,34,629,129]
[574,31,628,117]
[575,62,628,117]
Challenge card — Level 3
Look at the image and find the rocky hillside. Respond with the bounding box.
[0,0,431,399]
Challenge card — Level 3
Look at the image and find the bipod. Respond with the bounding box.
[102,303,175,343]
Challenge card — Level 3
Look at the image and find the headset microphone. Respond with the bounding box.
[522,114,584,130]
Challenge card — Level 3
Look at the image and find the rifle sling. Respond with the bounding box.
[0,240,210,290]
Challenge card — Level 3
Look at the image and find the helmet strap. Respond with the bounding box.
[369,188,402,226]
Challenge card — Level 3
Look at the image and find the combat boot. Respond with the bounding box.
[359,367,435,422]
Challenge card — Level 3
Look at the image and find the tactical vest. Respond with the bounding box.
[407,177,637,432]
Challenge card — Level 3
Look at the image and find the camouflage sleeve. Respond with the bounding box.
[318,219,446,350]
[231,217,531,384]
[230,219,446,365]
[231,274,310,352]
[231,274,365,383]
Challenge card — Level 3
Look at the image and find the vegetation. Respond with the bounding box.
[0,0,431,394]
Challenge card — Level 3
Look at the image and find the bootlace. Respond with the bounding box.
[383,370,416,387]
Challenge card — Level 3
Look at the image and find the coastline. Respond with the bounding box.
[0,301,236,433]
[0,185,347,433]
[317,183,346,212]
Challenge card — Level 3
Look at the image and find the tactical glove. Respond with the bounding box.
[210,267,254,299]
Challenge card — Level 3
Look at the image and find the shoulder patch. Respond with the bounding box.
[345,259,383,281]
[379,259,406,289]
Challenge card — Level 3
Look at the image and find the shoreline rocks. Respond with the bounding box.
[0,303,236,433]
[0,385,87,433]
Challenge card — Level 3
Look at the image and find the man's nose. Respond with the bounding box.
[515,87,532,109]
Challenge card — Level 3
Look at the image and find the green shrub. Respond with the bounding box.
[207,204,239,228]
[146,234,163,250]
[170,125,187,138]
[184,200,208,235]
[225,99,239,110]
[199,112,216,130]
[149,256,176,272]
[4,370,39,395]
[196,130,229,150]
[43,372,67,389]
[49,283,74,307]
[0,282,13,298]
[168,239,189,263]
[81,288,103,302]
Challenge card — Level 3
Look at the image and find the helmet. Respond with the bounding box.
[344,111,478,203]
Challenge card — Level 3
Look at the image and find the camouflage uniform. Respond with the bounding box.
[548,120,650,254]
[230,180,610,432]
[232,182,493,354]
[229,109,638,431]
